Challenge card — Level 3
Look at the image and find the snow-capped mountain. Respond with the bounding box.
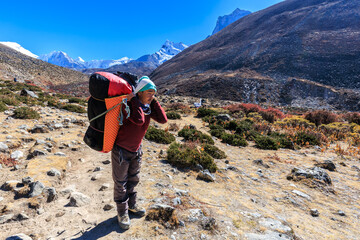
[84,57,132,69]
[136,40,188,66]
[39,51,132,70]
[39,51,86,70]
[212,8,251,35]
[0,42,38,58]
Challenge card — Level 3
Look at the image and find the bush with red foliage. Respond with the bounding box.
[304,110,338,126]
[224,103,262,116]
[260,108,285,123]
[344,112,360,125]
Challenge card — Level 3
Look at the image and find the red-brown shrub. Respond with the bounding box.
[260,108,285,123]
[224,103,262,115]
[304,110,338,126]
[166,102,191,113]
[344,112,360,125]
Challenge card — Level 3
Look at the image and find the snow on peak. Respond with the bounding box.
[77,57,85,63]
[0,41,39,58]
[137,40,188,66]
[212,8,251,35]
[39,50,133,70]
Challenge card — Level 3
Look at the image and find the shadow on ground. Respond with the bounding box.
[70,216,125,240]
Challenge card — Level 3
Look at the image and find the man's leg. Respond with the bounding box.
[127,146,145,216]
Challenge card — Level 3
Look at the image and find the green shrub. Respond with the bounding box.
[68,97,87,105]
[167,142,217,172]
[0,96,20,106]
[197,107,218,118]
[61,104,86,113]
[234,120,254,134]
[13,107,40,119]
[295,131,320,146]
[255,135,279,150]
[16,96,43,106]
[166,111,181,119]
[178,127,214,144]
[203,144,227,159]
[145,126,175,144]
[269,132,294,149]
[221,133,248,147]
[47,98,60,107]
[0,101,8,112]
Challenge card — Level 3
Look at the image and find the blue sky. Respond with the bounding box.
[0,0,283,61]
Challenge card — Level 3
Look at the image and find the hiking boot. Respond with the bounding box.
[117,213,130,230]
[128,204,146,217]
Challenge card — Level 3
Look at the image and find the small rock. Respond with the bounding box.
[310,209,320,217]
[188,209,204,222]
[47,168,61,177]
[0,197,3,202]
[68,192,91,207]
[21,89,38,98]
[0,142,9,152]
[91,174,101,181]
[216,114,231,121]
[79,158,86,163]
[11,151,23,160]
[103,204,115,211]
[197,170,216,182]
[6,233,33,240]
[99,183,110,191]
[30,125,49,133]
[14,186,30,198]
[259,217,292,233]
[201,217,216,230]
[28,149,47,159]
[0,213,14,224]
[54,152,66,156]
[102,159,110,164]
[2,180,21,191]
[174,188,189,196]
[22,177,34,185]
[37,208,45,215]
[53,123,63,129]
[226,165,240,172]
[14,213,30,221]
[315,160,336,172]
[28,181,45,197]
[337,210,346,216]
[292,190,311,201]
[13,165,20,171]
[44,187,57,202]
[93,167,103,172]
[172,197,182,206]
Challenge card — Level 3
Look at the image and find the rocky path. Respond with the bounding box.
[1,108,360,240]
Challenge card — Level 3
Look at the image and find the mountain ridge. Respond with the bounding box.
[150,0,360,111]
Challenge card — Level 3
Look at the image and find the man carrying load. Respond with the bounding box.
[111,76,167,230]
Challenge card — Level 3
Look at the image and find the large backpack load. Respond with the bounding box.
[83,72,137,153]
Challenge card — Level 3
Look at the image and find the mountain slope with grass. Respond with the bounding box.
[151,0,360,110]
[0,43,88,94]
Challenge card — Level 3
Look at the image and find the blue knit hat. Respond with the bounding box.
[134,76,157,93]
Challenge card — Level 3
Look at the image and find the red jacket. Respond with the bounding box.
[115,97,167,152]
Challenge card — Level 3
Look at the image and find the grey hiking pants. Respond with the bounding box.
[111,144,142,216]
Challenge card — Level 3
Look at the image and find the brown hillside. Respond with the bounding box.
[0,44,88,91]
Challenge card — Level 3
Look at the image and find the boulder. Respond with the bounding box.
[197,170,216,182]
[68,192,91,207]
